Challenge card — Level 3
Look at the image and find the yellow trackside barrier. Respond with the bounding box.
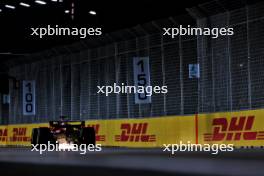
[0,115,196,147]
[0,109,264,147]
[0,126,8,146]
[0,123,48,146]
[85,115,195,147]
[6,123,49,146]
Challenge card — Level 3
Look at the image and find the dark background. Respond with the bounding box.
[0,0,261,93]
[0,0,211,55]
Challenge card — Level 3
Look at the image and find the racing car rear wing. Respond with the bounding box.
[49,121,85,127]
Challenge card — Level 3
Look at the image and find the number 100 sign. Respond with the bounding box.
[22,80,36,115]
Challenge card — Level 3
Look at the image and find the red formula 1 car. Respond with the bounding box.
[31,117,95,146]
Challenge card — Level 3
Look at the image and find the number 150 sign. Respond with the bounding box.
[22,80,36,115]
[133,57,151,104]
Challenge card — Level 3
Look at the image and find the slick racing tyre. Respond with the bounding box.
[80,127,96,145]
[31,128,52,146]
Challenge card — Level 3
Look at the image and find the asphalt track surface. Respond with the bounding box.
[0,147,264,176]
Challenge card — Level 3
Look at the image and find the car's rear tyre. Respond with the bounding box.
[31,128,39,146]
[31,128,51,146]
[38,128,52,144]
[80,127,96,145]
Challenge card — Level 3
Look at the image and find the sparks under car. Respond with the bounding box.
[31,117,96,146]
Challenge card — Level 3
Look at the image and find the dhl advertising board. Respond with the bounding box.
[198,109,264,146]
[87,115,195,147]
[0,123,49,146]
[0,126,8,146]
[0,109,264,147]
